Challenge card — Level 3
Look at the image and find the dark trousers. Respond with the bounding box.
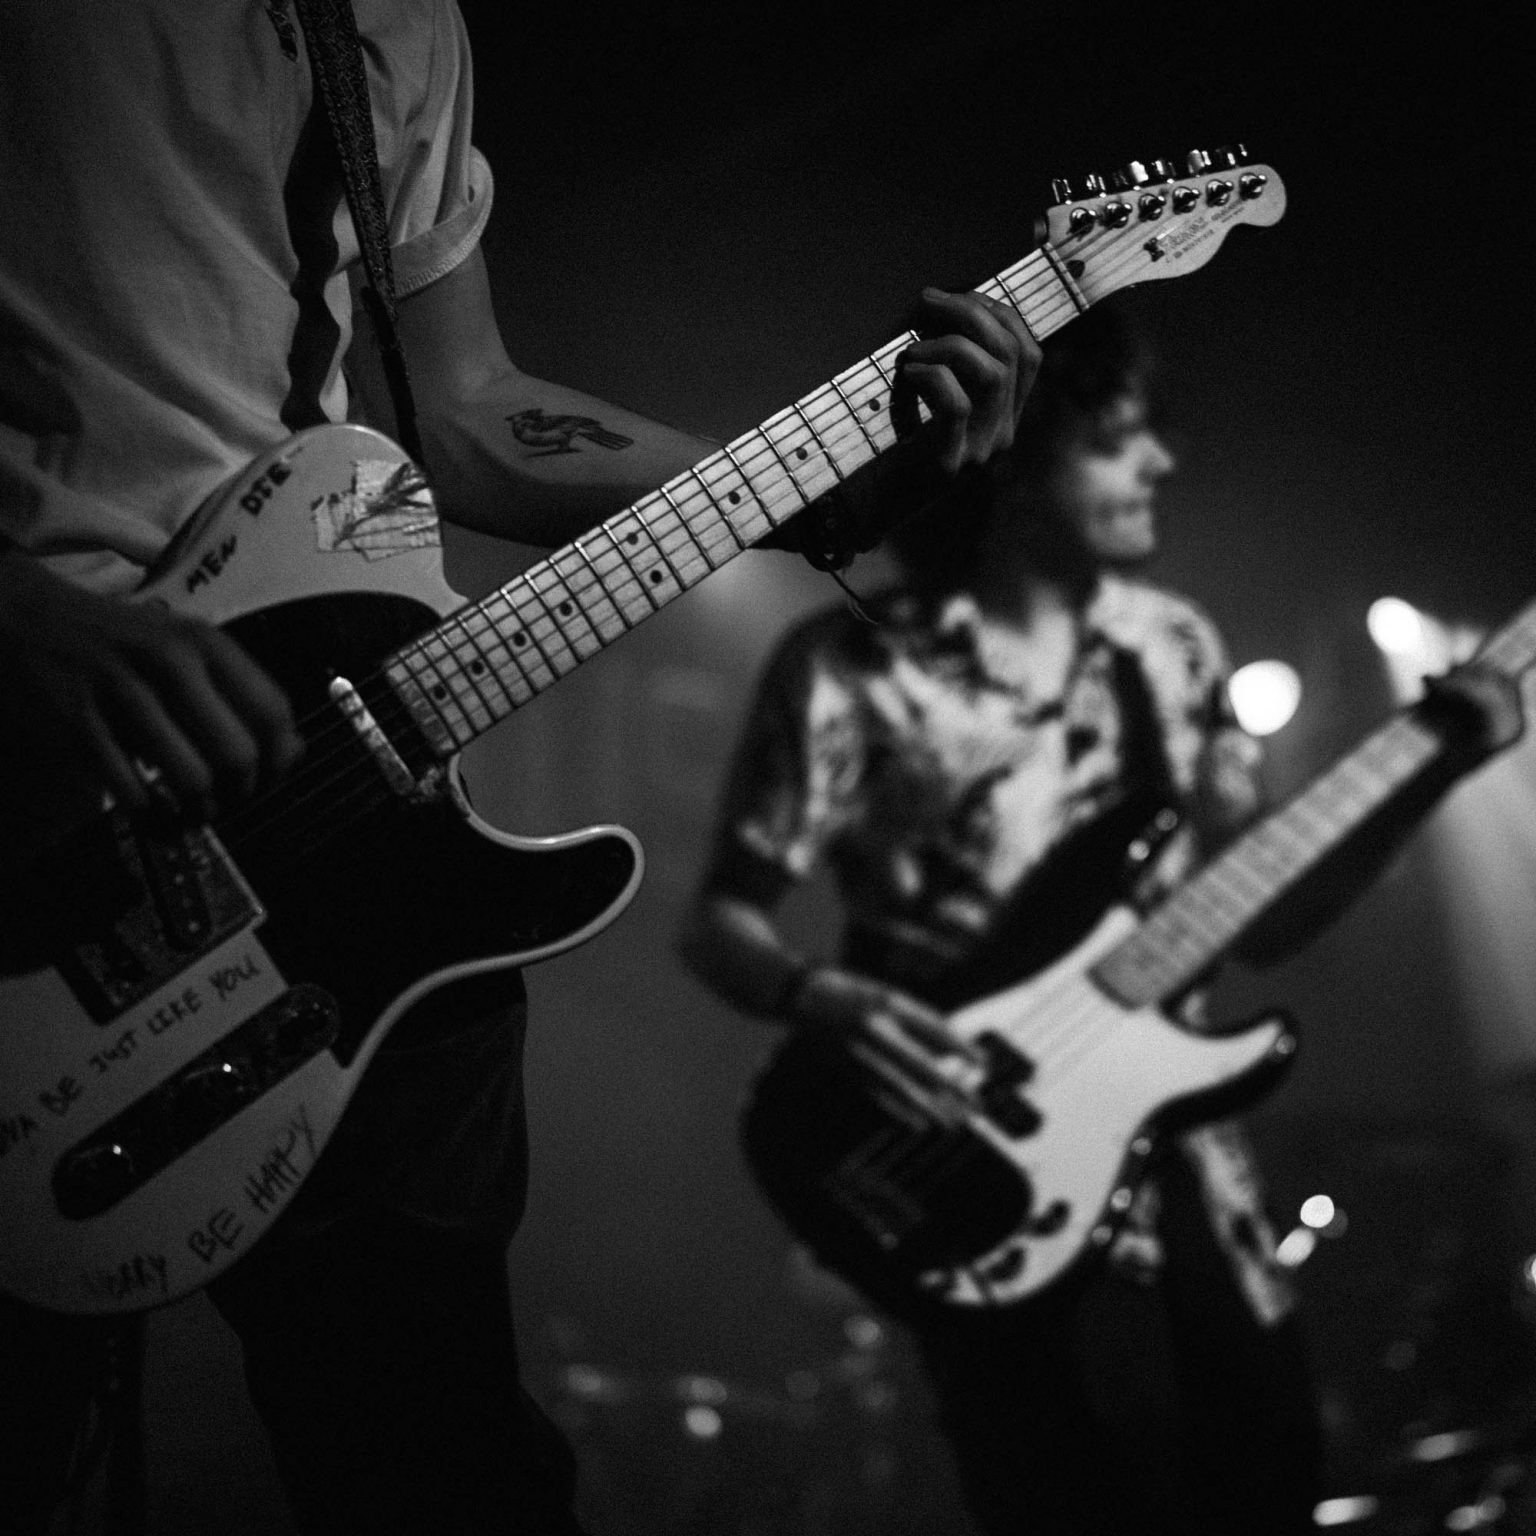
[914,1152,1322,1536]
[0,983,588,1535]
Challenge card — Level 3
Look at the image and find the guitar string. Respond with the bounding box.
[265,210,1154,801]
[264,227,1117,770]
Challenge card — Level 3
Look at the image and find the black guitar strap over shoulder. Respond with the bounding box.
[290,0,425,466]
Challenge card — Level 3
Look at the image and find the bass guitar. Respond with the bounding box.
[0,152,1285,1314]
[741,602,1536,1315]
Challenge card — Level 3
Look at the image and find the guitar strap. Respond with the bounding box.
[290,0,425,466]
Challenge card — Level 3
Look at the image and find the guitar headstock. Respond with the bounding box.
[1037,146,1286,303]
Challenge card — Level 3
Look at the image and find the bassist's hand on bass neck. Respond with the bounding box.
[1417,659,1525,763]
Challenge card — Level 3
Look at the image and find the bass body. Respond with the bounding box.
[742,906,1294,1317]
[743,591,1536,1316]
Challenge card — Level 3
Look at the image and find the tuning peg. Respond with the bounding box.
[1145,159,1176,184]
[1050,177,1073,205]
[1183,149,1212,175]
[1108,161,1152,192]
[1210,144,1248,170]
[1078,173,1107,199]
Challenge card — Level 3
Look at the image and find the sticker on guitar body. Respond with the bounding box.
[6,941,285,1131]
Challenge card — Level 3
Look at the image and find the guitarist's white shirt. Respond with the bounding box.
[0,0,490,595]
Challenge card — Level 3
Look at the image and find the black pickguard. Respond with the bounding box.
[8,590,638,1062]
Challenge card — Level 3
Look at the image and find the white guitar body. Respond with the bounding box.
[924,908,1293,1304]
[742,908,1295,1313]
[0,426,642,1314]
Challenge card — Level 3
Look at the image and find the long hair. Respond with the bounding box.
[886,297,1156,594]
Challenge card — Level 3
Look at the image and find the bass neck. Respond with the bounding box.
[1093,597,1536,1010]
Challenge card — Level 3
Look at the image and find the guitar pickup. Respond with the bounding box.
[52,984,339,1219]
[49,813,264,1023]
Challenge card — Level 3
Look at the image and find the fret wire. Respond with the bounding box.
[572,537,635,631]
[839,358,896,429]
[1167,880,1233,940]
[631,499,687,589]
[1197,857,1268,914]
[829,376,881,457]
[405,652,477,745]
[601,522,662,614]
[982,273,1039,341]
[547,551,615,645]
[1324,754,1394,814]
[700,453,767,543]
[791,401,843,485]
[816,376,894,463]
[720,441,781,533]
[443,616,515,716]
[521,566,594,662]
[464,603,539,701]
[689,467,749,551]
[659,484,717,569]
[500,582,561,680]
[479,591,558,691]
[755,418,812,514]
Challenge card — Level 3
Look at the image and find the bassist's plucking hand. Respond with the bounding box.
[782,963,969,1069]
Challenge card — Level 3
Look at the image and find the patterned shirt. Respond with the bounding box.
[718,575,1296,1324]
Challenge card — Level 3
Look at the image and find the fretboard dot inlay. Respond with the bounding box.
[650,570,663,585]
[558,601,572,617]
[512,631,526,647]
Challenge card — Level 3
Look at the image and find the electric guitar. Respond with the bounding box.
[0,153,1286,1314]
[740,602,1536,1316]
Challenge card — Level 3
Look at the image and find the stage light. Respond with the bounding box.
[1313,1495,1380,1527]
[1367,596,1428,658]
[682,1405,723,1439]
[1299,1194,1336,1229]
[1520,1253,1536,1296]
[1274,1227,1316,1268]
[1228,659,1302,736]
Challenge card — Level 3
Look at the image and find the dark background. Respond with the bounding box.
[121,4,1536,1532]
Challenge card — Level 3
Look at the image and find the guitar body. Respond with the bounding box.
[0,426,642,1314]
[741,909,1297,1316]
